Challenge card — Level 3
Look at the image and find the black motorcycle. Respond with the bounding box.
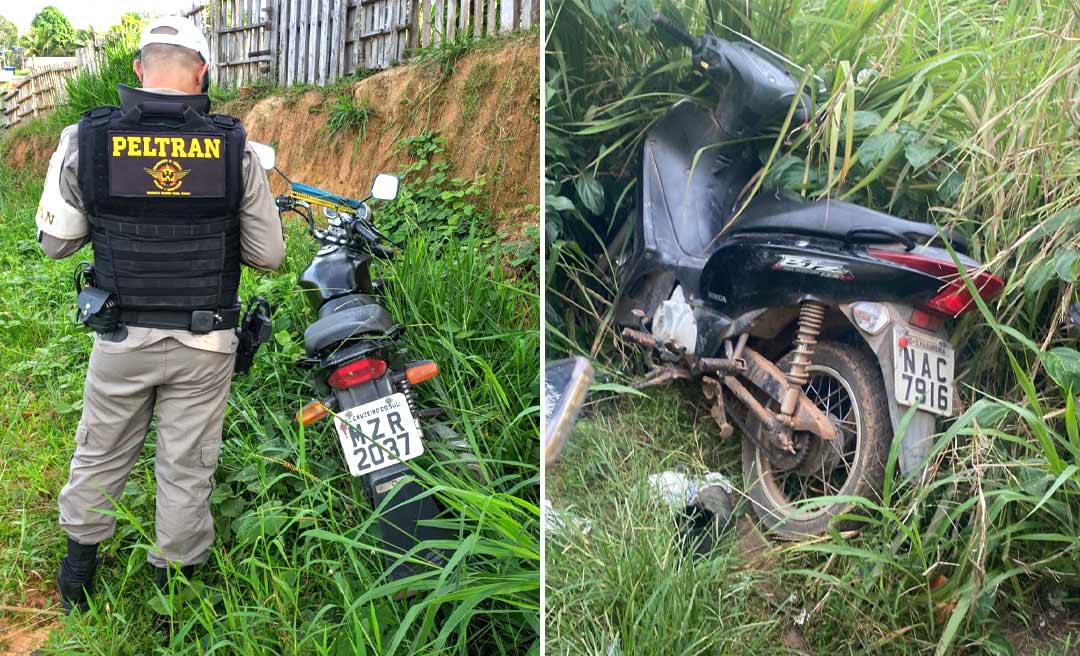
[615,17,1004,537]
[250,143,449,578]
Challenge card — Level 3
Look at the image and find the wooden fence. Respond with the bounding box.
[74,34,104,76]
[196,0,537,88]
[1,63,78,128]
[1,0,534,127]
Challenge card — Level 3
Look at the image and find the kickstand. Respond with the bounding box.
[702,376,733,438]
[634,364,692,390]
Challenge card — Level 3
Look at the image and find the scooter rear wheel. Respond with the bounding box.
[741,341,891,538]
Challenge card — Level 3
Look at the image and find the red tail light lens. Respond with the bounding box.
[328,358,387,389]
[909,307,943,332]
[867,249,1004,317]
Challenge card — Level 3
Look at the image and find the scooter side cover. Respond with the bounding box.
[640,100,755,260]
[699,234,947,317]
[617,100,758,323]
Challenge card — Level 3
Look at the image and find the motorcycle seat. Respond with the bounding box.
[304,304,398,356]
[727,191,969,254]
[317,293,378,318]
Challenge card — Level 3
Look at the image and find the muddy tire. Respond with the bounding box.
[741,340,891,538]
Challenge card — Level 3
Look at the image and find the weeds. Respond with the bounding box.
[547,0,1080,653]
[59,34,139,123]
[386,131,487,245]
[461,61,493,121]
[412,33,481,81]
[324,92,375,140]
[0,118,538,652]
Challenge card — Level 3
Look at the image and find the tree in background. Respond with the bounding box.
[21,6,77,56]
[104,11,146,45]
[0,15,17,66]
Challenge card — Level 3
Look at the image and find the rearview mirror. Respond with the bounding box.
[542,357,594,466]
[370,173,399,201]
[249,141,276,171]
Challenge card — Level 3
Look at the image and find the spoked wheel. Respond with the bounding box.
[741,341,891,538]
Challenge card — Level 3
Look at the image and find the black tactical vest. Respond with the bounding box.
[77,86,246,330]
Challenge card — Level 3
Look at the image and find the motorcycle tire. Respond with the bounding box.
[741,340,891,538]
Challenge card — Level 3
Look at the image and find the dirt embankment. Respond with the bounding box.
[2,131,56,178]
[3,36,540,222]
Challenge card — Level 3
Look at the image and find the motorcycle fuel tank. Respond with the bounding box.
[298,245,374,311]
[699,233,949,317]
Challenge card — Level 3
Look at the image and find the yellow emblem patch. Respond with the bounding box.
[144,159,191,195]
[108,131,227,199]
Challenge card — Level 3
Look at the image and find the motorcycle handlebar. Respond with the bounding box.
[276,193,394,256]
[652,13,695,49]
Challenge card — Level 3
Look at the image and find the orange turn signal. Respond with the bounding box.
[405,360,438,385]
[296,400,329,426]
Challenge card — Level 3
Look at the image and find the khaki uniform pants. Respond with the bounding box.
[58,336,233,567]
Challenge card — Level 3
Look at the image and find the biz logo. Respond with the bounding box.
[773,254,854,280]
[144,159,191,193]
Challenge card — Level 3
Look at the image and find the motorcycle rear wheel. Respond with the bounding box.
[741,341,891,538]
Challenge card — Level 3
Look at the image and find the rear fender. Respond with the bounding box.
[838,302,943,477]
[331,374,449,581]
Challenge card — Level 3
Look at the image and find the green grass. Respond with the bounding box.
[59,34,140,125]
[461,61,494,122]
[0,126,539,652]
[324,93,377,160]
[546,0,1080,653]
[548,380,1080,655]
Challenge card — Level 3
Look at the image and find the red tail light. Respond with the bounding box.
[867,249,1004,317]
[328,358,387,389]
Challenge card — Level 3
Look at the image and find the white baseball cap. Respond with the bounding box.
[138,16,211,63]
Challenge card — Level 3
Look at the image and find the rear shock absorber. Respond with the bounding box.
[777,301,826,449]
[397,378,419,416]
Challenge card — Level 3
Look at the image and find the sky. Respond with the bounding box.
[4,1,194,33]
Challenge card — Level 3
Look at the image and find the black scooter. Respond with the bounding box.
[615,17,1004,537]
[250,143,449,579]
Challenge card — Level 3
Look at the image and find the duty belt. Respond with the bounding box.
[118,306,241,334]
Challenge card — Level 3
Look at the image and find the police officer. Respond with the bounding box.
[35,17,285,613]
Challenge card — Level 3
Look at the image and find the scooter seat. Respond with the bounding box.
[317,293,378,318]
[304,304,397,356]
[729,191,969,254]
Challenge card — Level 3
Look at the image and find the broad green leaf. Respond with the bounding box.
[1041,347,1080,392]
[147,593,172,616]
[219,495,245,518]
[624,0,652,32]
[589,0,619,22]
[897,121,920,145]
[1024,257,1057,299]
[858,130,902,167]
[274,329,292,347]
[762,154,804,190]
[851,110,881,130]
[905,141,941,169]
[574,172,606,215]
[547,195,576,212]
[1053,248,1078,283]
[938,169,962,203]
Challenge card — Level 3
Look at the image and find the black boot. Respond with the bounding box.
[56,538,99,614]
[155,564,196,590]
